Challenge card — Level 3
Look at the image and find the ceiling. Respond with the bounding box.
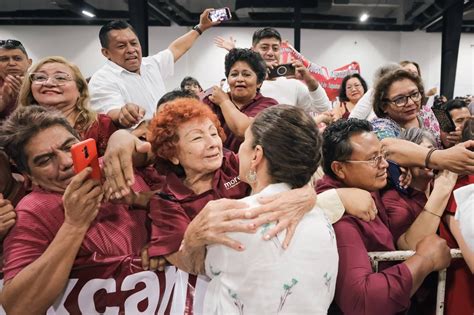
[2,0,474,32]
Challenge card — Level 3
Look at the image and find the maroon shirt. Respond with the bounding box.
[316,175,412,315]
[203,92,278,152]
[147,151,250,257]
[439,175,474,315]
[381,188,427,243]
[81,113,118,156]
[2,174,150,282]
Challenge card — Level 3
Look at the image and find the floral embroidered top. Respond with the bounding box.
[371,104,442,148]
[203,183,339,315]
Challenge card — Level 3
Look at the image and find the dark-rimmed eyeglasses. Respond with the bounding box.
[0,39,23,48]
[342,151,389,168]
[385,91,422,107]
[29,72,74,86]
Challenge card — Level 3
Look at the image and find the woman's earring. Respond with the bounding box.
[246,169,257,184]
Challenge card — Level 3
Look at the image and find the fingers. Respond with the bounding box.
[256,192,280,205]
[149,257,159,271]
[282,223,296,249]
[0,218,15,232]
[399,167,412,188]
[248,211,280,229]
[368,207,377,221]
[215,235,245,251]
[137,107,146,119]
[120,106,139,127]
[0,209,16,223]
[104,154,130,200]
[5,75,22,92]
[157,257,167,272]
[141,246,150,270]
[215,220,257,234]
[66,168,93,191]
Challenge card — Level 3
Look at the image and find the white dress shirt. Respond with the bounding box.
[260,77,331,114]
[89,49,174,121]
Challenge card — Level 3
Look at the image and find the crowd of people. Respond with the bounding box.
[0,8,473,315]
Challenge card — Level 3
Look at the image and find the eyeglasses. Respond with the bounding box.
[30,72,73,86]
[0,39,23,48]
[342,151,388,168]
[386,91,422,107]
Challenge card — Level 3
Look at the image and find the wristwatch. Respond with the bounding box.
[192,25,203,35]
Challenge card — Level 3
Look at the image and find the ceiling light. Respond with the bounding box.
[81,10,95,18]
[360,13,369,22]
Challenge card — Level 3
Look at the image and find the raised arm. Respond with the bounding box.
[348,88,374,120]
[103,130,154,198]
[214,36,236,51]
[208,86,252,137]
[334,220,450,314]
[397,170,458,250]
[292,60,331,113]
[147,198,252,274]
[168,9,218,62]
[1,169,102,314]
[381,138,474,174]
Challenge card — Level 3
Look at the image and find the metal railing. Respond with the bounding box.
[368,248,463,315]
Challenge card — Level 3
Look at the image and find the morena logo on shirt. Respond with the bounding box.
[224,176,241,190]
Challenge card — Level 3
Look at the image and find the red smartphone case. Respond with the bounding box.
[71,138,101,181]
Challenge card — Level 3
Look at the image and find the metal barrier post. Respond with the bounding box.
[368,249,462,315]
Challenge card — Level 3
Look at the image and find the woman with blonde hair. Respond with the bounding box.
[18,56,117,155]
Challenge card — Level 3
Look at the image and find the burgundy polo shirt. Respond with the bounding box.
[381,187,427,243]
[316,175,412,315]
[2,174,150,282]
[148,151,250,257]
[203,92,278,153]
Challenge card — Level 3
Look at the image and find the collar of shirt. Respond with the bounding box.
[236,92,263,112]
[104,59,143,76]
[241,182,291,204]
[161,152,233,201]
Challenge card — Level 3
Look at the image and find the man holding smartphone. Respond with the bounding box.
[89,9,218,129]
[215,28,331,114]
[440,99,472,148]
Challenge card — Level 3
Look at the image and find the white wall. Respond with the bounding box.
[1,25,473,96]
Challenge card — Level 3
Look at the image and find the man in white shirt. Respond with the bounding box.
[251,28,331,114]
[89,9,216,128]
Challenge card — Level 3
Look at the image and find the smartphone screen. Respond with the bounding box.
[268,64,296,79]
[209,7,232,22]
[71,138,101,181]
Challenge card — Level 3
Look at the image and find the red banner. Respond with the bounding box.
[280,42,361,101]
[0,259,208,315]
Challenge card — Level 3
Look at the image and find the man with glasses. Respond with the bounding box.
[0,39,32,119]
[316,118,451,315]
[89,9,217,129]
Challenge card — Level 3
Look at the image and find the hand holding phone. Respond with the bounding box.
[71,139,101,181]
[267,64,296,79]
[387,160,409,195]
[432,99,456,133]
[209,7,232,22]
